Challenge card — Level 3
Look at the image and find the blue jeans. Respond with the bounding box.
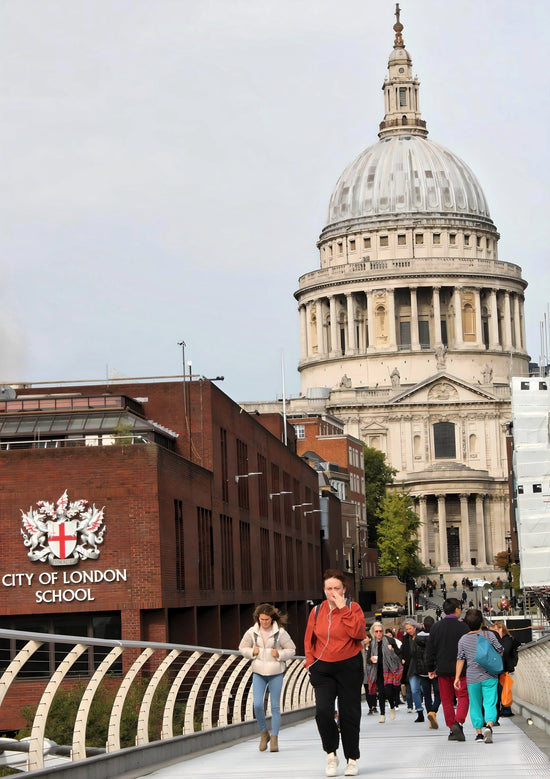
[420,675,441,713]
[408,673,423,712]
[253,672,284,735]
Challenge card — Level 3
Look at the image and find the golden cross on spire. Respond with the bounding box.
[393,2,404,48]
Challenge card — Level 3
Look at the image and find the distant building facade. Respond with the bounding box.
[0,379,321,730]
[242,8,531,581]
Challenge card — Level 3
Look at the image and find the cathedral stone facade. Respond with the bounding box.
[244,7,530,579]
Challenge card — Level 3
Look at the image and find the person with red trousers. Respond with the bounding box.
[425,597,469,741]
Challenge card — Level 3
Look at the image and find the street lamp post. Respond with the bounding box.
[396,554,400,581]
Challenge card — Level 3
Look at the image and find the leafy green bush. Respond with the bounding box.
[17,678,184,749]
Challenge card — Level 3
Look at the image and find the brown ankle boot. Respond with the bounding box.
[259,730,269,751]
[270,734,279,752]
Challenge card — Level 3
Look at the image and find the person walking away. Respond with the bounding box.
[365,622,402,724]
[425,597,469,741]
[239,603,296,753]
[304,569,366,777]
[491,620,519,720]
[416,615,441,729]
[362,633,378,715]
[401,618,425,722]
[455,608,503,743]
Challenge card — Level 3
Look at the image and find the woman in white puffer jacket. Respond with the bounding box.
[239,603,296,753]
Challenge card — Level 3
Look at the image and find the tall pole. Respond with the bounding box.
[281,349,287,446]
[178,340,187,428]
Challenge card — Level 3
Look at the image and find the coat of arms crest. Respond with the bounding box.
[20,490,105,566]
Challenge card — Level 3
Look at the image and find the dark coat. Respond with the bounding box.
[425,615,469,677]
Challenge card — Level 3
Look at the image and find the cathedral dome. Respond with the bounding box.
[325,134,492,228]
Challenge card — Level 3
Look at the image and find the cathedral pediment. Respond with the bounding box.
[388,372,497,405]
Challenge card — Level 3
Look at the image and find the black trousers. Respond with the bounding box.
[309,652,363,760]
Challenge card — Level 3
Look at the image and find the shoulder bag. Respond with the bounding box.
[474,631,503,676]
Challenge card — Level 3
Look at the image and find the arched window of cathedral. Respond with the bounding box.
[413,434,422,459]
[463,302,475,338]
[469,433,477,455]
[370,436,380,449]
[375,305,387,340]
[363,237,371,249]
[433,421,456,459]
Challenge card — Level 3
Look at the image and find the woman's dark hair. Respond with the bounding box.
[253,603,288,627]
[323,569,347,586]
[464,607,483,631]
[423,615,435,631]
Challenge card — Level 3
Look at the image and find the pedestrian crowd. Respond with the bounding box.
[239,576,520,777]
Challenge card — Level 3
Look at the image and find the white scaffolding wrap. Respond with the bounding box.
[511,377,550,589]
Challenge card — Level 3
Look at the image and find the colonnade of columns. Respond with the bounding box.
[415,492,504,573]
[298,284,526,361]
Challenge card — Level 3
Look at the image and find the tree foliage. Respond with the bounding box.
[376,491,422,578]
[363,446,396,547]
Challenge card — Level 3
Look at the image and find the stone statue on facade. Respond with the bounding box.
[435,343,447,370]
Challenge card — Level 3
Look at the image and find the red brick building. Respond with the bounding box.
[0,378,322,728]
[289,414,377,589]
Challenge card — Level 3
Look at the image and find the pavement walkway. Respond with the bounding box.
[138,702,550,779]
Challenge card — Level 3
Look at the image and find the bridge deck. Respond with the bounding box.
[139,702,550,778]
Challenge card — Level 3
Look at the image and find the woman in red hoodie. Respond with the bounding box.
[304,569,366,777]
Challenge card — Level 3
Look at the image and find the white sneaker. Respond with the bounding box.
[344,759,359,776]
[326,753,339,777]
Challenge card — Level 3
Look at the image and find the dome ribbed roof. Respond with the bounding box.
[326,134,491,228]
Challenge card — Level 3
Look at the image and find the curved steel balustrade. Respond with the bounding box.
[0,628,315,772]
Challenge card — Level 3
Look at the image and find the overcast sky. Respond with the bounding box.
[1,0,549,402]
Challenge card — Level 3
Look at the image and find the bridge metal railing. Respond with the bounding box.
[511,631,550,736]
[0,628,315,775]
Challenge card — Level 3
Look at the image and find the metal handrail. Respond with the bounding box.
[0,628,314,772]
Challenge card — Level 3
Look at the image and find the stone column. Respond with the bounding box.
[410,287,420,349]
[330,296,339,356]
[367,290,375,351]
[418,495,429,565]
[346,293,356,354]
[474,289,483,347]
[433,286,442,345]
[388,288,397,350]
[453,287,464,348]
[299,304,308,360]
[437,495,449,569]
[489,289,500,348]
[476,494,487,566]
[503,292,513,350]
[519,296,527,352]
[316,299,324,356]
[459,494,471,568]
[513,294,522,350]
